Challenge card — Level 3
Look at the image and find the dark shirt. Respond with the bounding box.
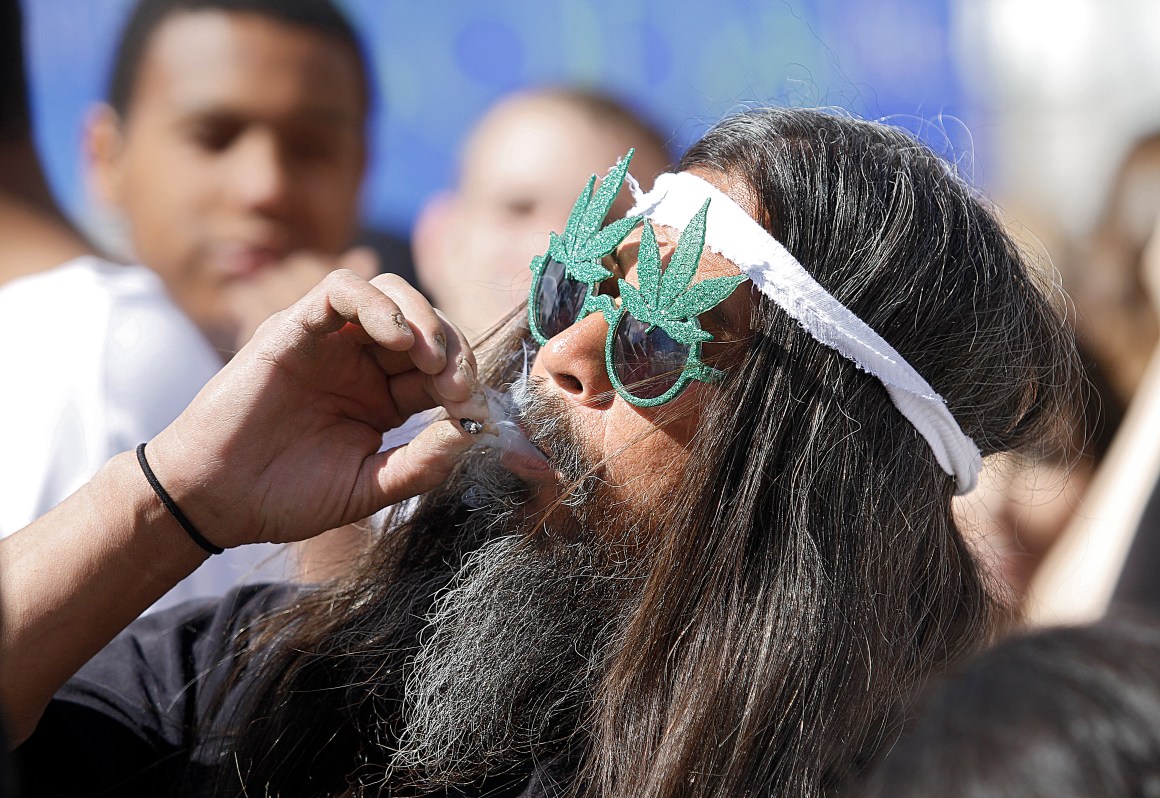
[13,585,293,796]
[13,584,565,798]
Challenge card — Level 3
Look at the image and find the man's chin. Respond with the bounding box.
[487,476,580,551]
[391,535,637,787]
[483,452,631,556]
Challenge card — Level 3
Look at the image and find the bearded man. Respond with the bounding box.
[15,108,1076,798]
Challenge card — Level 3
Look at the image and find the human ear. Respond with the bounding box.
[85,104,128,209]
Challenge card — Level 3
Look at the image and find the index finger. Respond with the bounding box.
[287,269,417,352]
[281,269,489,420]
[368,273,454,378]
[355,276,480,405]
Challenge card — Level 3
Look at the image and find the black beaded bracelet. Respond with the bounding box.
[136,443,224,555]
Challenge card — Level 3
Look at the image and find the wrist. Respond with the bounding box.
[96,450,215,572]
[136,443,224,555]
[140,427,245,549]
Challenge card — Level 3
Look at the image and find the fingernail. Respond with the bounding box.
[391,312,409,330]
[457,354,479,390]
[433,331,447,354]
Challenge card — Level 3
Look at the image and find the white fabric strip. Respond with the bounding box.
[629,171,981,494]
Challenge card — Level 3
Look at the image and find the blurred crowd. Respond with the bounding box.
[5,0,1160,795]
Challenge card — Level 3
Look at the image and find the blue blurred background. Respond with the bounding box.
[22,0,974,241]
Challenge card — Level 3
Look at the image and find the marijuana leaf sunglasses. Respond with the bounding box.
[527,153,748,408]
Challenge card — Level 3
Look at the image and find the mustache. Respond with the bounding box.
[514,377,603,498]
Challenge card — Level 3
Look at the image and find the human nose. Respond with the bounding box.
[536,310,616,405]
[230,129,290,212]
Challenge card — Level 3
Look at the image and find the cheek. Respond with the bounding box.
[309,201,360,251]
[461,219,518,267]
[125,180,200,233]
[122,148,212,223]
[304,166,361,205]
[600,404,694,495]
[609,387,709,500]
[650,377,711,448]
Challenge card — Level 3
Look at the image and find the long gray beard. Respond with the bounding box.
[385,374,648,787]
[389,533,634,788]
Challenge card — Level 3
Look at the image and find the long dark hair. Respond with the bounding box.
[203,108,1077,797]
[580,108,1075,796]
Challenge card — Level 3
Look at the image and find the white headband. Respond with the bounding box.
[628,171,981,495]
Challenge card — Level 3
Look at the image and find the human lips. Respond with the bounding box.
[493,376,595,488]
[211,241,286,279]
[501,446,555,482]
[498,417,555,482]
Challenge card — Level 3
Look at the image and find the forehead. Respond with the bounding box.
[615,221,742,284]
[128,10,366,123]
[461,99,641,215]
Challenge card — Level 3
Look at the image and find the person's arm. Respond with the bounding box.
[1024,348,1160,624]
[1024,210,1160,625]
[0,452,209,744]
[0,268,488,744]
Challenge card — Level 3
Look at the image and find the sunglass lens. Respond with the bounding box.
[535,258,589,340]
[611,312,690,401]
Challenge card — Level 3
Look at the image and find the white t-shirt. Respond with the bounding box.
[0,257,287,610]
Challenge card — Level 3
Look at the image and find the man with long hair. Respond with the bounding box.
[17,108,1077,797]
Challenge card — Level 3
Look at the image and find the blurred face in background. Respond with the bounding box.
[88,9,367,350]
[413,92,672,339]
[1077,138,1160,404]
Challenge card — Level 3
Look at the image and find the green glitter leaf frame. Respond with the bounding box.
[603,200,748,407]
[527,161,749,407]
[527,149,639,345]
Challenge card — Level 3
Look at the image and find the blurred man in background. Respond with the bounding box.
[1076,133,1160,405]
[0,0,221,544]
[86,0,373,355]
[0,0,90,288]
[413,87,672,339]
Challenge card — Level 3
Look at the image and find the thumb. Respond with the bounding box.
[360,418,477,512]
